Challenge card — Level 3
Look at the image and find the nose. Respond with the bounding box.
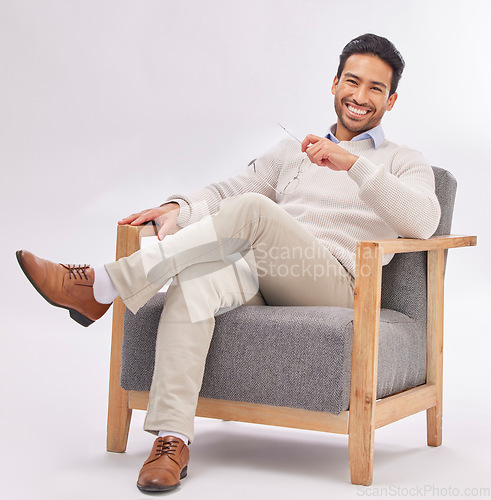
[352,85,369,105]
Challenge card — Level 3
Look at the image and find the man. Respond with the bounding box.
[16,34,441,493]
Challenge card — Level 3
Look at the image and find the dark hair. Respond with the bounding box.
[337,34,405,96]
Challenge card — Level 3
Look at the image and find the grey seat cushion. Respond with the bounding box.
[122,294,426,414]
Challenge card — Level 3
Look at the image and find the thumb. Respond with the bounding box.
[157,219,176,240]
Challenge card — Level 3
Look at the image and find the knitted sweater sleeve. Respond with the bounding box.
[347,146,441,239]
[163,139,289,227]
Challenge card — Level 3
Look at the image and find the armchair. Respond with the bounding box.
[106,167,476,485]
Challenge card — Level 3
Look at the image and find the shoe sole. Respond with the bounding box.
[136,466,188,493]
[16,250,94,327]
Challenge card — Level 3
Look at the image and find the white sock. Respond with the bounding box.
[158,430,190,444]
[93,266,119,304]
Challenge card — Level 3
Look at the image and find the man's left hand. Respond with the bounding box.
[301,134,358,171]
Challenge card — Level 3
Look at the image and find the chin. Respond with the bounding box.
[344,120,369,133]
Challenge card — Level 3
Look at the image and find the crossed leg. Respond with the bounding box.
[106,193,354,441]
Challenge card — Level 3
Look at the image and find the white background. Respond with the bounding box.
[1,1,490,499]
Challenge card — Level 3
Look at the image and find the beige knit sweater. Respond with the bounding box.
[166,137,441,277]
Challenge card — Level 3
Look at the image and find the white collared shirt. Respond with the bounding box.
[325,123,385,150]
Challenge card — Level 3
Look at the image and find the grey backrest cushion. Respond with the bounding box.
[380,167,457,326]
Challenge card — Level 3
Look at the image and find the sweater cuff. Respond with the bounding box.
[162,198,191,227]
[347,155,378,187]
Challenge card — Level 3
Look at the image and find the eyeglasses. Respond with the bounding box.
[249,123,309,195]
[249,155,308,195]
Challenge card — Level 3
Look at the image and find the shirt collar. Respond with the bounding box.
[325,123,385,149]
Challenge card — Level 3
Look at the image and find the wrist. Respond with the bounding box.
[160,201,180,210]
[345,153,359,171]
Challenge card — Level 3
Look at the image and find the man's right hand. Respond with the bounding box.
[118,202,180,240]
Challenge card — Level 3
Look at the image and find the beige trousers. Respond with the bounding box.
[106,193,354,442]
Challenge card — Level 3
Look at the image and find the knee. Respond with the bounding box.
[222,192,277,214]
[238,192,274,206]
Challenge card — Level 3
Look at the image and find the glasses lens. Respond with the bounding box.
[283,177,299,194]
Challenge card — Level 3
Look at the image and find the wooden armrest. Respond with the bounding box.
[358,234,477,255]
[137,223,160,238]
[348,233,477,466]
[115,223,183,260]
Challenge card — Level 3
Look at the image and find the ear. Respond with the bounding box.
[331,75,339,96]
[386,92,398,111]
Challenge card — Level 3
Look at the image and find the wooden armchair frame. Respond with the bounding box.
[106,223,476,486]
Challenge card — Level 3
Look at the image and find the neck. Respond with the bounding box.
[334,121,360,142]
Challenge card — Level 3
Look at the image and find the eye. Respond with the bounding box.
[372,86,383,93]
[346,79,358,85]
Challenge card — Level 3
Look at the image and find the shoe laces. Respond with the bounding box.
[155,439,179,458]
[61,264,90,280]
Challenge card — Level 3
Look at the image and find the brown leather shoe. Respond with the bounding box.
[137,436,189,493]
[16,250,110,327]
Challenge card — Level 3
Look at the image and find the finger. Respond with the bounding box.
[301,134,321,152]
[304,141,323,163]
[157,220,176,240]
[129,211,157,226]
[308,145,331,167]
[315,152,337,169]
[118,212,145,225]
[306,140,323,155]
[313,153,330,167]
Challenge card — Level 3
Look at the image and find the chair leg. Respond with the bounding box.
[107,298,132,453]
[426,249,444,448]
[107,384,132,453]
[349,415,375,485]
[348,242,381,486]
[426,404,442,447]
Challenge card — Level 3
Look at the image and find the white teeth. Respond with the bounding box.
[347,105,368,115]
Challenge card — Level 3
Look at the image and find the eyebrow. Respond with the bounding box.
[343,72,388,89]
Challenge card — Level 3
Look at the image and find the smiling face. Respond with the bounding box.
[331,54,398,141]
